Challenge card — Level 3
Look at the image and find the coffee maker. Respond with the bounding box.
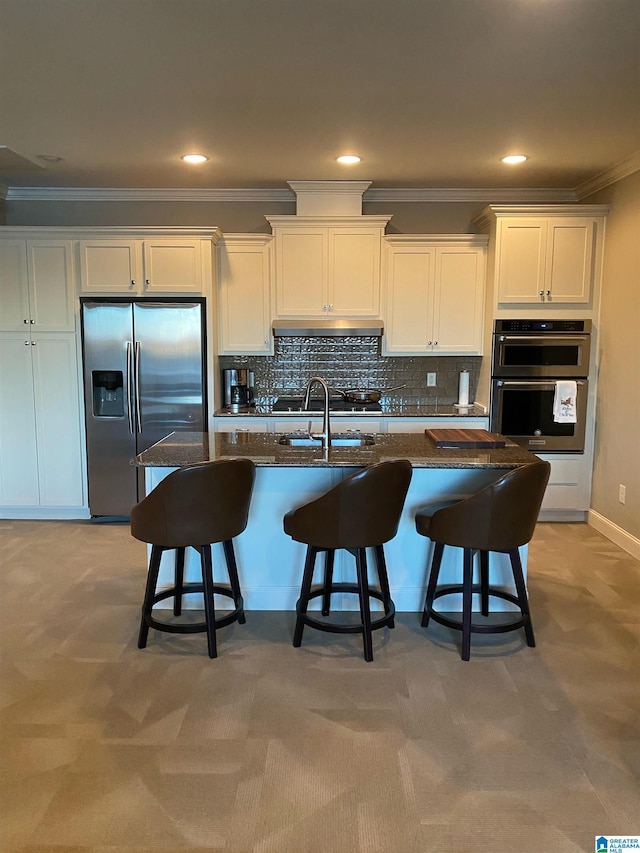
[222,368,255,411]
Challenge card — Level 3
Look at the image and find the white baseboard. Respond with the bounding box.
[0,506,91,520]
[588,510,640,561]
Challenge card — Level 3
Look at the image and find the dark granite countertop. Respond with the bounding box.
[133,430,536,469]
[214,403,488,418]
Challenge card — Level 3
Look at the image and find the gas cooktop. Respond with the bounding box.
[272,396,382,413]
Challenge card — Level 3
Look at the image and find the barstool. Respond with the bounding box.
[415,460,550,661]
[284,460,412,662]
[131,458,255,658]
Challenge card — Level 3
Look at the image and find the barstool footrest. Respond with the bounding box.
[428,584,529,635]
[296,582,395,635]
[145,582,244,635]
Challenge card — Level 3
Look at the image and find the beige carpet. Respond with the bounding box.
[1,519,638,852]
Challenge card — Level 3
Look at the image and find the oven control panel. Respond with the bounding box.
[494,319,591,334]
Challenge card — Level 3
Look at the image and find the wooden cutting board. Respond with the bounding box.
[425,428,506,448]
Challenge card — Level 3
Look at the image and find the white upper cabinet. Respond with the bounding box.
[0,240,76,332]
[497,217,595,303]
[217,235,273,355]
[382,236,487,356]
[78,235,213,294]
[473,205,609,307]
[267,216,390,318]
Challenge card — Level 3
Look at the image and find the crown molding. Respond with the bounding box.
[574,150,640,199]
[364,187,577,203]
[3,184,579,204]
[3,186,295,203]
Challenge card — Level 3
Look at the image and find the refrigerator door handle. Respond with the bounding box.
[126,341,135,434]
[135,340,142,433]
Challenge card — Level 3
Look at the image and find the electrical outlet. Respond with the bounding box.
[426,372,436,387]
[619,484,626,504]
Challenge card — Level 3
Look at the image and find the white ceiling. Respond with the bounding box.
[1,0,639,195]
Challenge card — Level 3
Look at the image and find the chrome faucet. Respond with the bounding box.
[303,376,332,449]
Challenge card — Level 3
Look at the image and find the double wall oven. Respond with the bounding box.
[490,319,591,453]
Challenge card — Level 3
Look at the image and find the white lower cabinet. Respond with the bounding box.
[386,417,489,433]
[537,454,591,518]
[0,332,85,515]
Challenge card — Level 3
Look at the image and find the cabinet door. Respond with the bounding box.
[0,240,75,331]
[274,228,326,316]
[0,241,30,331]
[31,333,85,507]
[329,228,380,316]
[218,239,272,354]
[0,334,40,505]
[142,240,203,293]
[545,219,595,303]
[497,219,547,303]
[79,240,140,293]
[432,249,484,354]
[382,246,434,354]
[27,241,76,331]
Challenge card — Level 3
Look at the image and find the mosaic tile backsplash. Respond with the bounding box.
[219,337,481,408]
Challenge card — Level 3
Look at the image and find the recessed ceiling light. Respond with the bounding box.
[501,154,528,164]
[181,154,208,164]
[337,155,361,164]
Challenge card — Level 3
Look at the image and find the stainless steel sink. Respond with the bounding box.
[277,433,375,447]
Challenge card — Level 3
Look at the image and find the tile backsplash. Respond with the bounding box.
[219,337,481,407]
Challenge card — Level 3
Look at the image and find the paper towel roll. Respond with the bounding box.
[457,370,470,407]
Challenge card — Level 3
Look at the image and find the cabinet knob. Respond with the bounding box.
[433,340,438,346]
[328,304,334,311]
[131,280,136,287]
[539,290,545,301]
[23,318,29,324]
[30,318,35,323]
[428,340,432,346]
[31,340,37,346]
[546,290,551,299]
[24,340,30,345]
[145,279,150,286]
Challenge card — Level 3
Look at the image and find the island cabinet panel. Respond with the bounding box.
[78,237,207,294]
[217,236,273,355]
[143,461,523,612]
[0,332,85,512]
[0,239,75,332]
[382,237,486,355]
[269,217,389,319]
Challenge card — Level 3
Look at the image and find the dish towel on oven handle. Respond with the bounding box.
[553,380,578,423]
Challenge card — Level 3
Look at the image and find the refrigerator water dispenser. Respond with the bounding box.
[92,370,124,417]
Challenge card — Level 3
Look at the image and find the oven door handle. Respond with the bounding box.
[498,335,590,343]
[495,380,586,388]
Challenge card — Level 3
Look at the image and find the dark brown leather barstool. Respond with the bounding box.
[131,459,255,658]
[284,460,413,662]
[415,460,550,661]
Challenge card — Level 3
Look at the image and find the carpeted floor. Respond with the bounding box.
[1,519,638,852]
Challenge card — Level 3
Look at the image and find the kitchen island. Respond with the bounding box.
[134,431,538,612]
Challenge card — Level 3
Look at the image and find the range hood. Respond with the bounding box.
[272,319,384,337]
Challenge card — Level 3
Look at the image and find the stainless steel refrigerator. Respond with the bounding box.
[80,298,207,518]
